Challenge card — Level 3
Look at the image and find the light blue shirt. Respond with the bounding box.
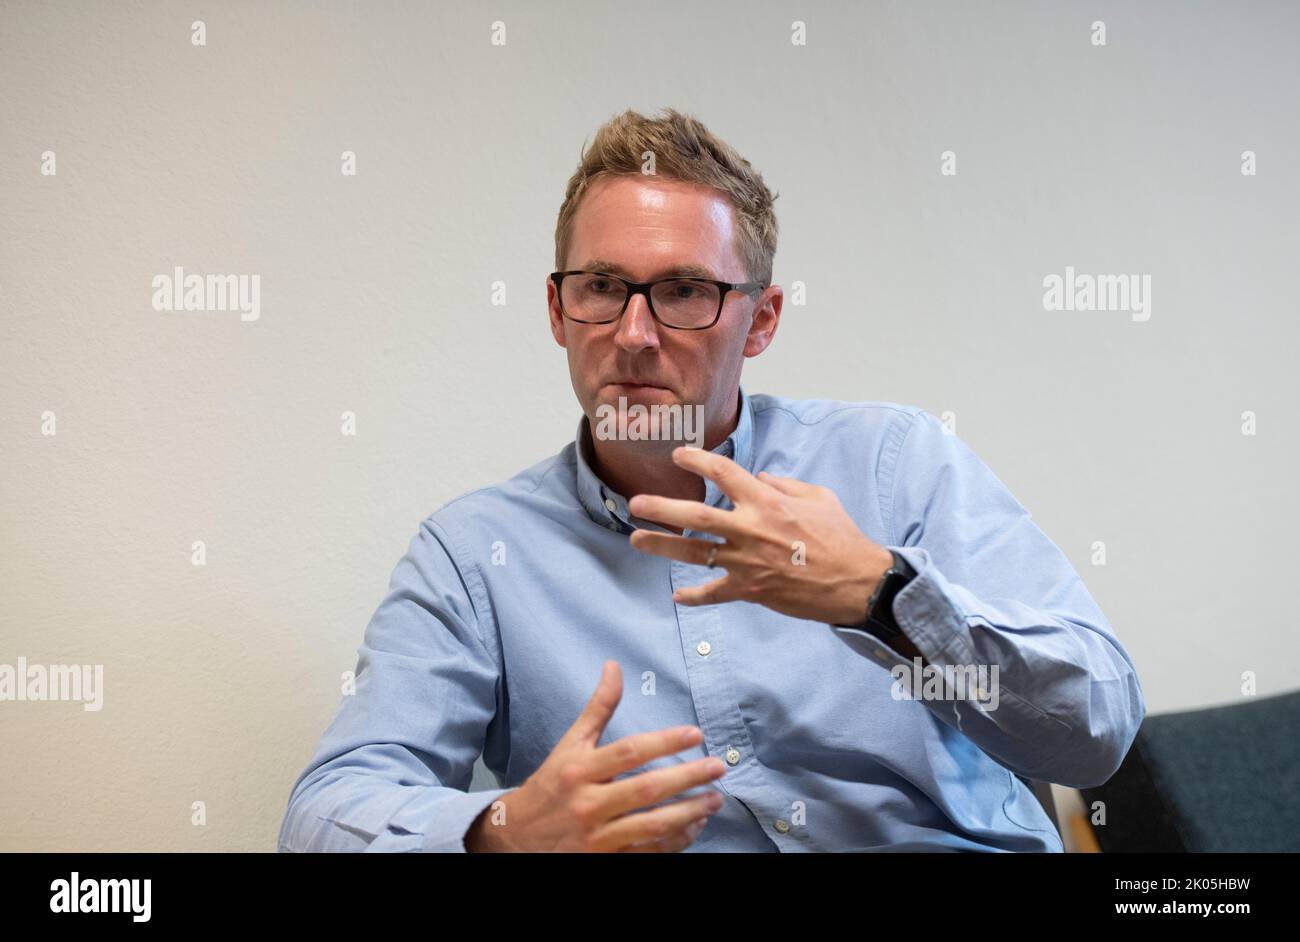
[277,386,1144,852]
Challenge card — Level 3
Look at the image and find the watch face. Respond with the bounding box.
[870,569,901,612]
[868,570,908,632]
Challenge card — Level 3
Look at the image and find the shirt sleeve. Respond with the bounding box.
[277,515,511,852]
[830,408,1146,789]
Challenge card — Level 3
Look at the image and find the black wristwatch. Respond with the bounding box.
[835,550,917,641]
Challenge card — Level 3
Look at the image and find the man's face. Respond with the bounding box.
[547,174,779,441]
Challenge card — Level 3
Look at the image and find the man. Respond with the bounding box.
[277,108,1145,853]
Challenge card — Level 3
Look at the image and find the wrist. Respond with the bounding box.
[464,806,496,852]
[465,790,517,853]
[832,544,894,626]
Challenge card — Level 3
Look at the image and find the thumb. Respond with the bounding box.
[563,659,622,748]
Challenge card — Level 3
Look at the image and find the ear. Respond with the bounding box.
[743,285,782,358]
[547,277,567,348]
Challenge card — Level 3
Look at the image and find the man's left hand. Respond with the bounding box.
[627,446,894,625]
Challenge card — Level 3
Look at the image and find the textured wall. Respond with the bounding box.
[1,0,1296,851]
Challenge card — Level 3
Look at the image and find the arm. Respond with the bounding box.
[830,410,1146,788]
[277,516,510,852]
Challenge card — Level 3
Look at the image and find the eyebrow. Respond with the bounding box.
[579,260,720,281]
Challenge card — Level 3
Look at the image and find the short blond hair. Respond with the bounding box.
[554,108,779,286]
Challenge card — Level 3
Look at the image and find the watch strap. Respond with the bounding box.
[836,549,916,638]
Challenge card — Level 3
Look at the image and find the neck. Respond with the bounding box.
[588,392,741,532]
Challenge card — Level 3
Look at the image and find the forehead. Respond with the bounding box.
[567,174,742,280]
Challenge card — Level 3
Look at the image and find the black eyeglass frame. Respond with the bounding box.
[550,270,768,330]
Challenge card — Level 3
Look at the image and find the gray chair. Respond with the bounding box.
[1078,689,1300,852]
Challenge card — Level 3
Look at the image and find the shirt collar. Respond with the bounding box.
[574,384,756,533]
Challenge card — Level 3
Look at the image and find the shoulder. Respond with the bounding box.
[747,391,936,448]
[418,445,577,552]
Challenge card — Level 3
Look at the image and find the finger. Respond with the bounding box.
[626,493,738,537]
[585,724,705,782]
[671,446,773,505]
[627,530,727,567]
[672,573,742,608]
[588,791,724,852]
[756,470,821,498]
[560,660,622,749]
[619,817,708,853]
[597,755,727,819]
[677,816,710,851]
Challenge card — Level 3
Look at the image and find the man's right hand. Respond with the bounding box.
[465,659,727,852]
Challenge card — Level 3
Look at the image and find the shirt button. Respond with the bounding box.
[774,819,789,833]
[725,747,741,765]
[607,522,620,531]
[696,641,711,656]
[604,498,617,512]
[874,648,888,659]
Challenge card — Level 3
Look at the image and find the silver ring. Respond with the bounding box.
[705,544,719,568]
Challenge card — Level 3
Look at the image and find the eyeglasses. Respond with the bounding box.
[550,270,767,330]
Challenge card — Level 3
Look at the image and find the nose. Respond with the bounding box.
[613,291,661,353]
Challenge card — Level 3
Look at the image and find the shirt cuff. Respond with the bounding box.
[829,546,964,665]
[380,786,513,853]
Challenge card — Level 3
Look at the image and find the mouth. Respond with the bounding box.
[608,381,672,393]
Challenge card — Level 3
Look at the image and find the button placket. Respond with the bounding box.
[676,516,798,849]
[669,557,760,802]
